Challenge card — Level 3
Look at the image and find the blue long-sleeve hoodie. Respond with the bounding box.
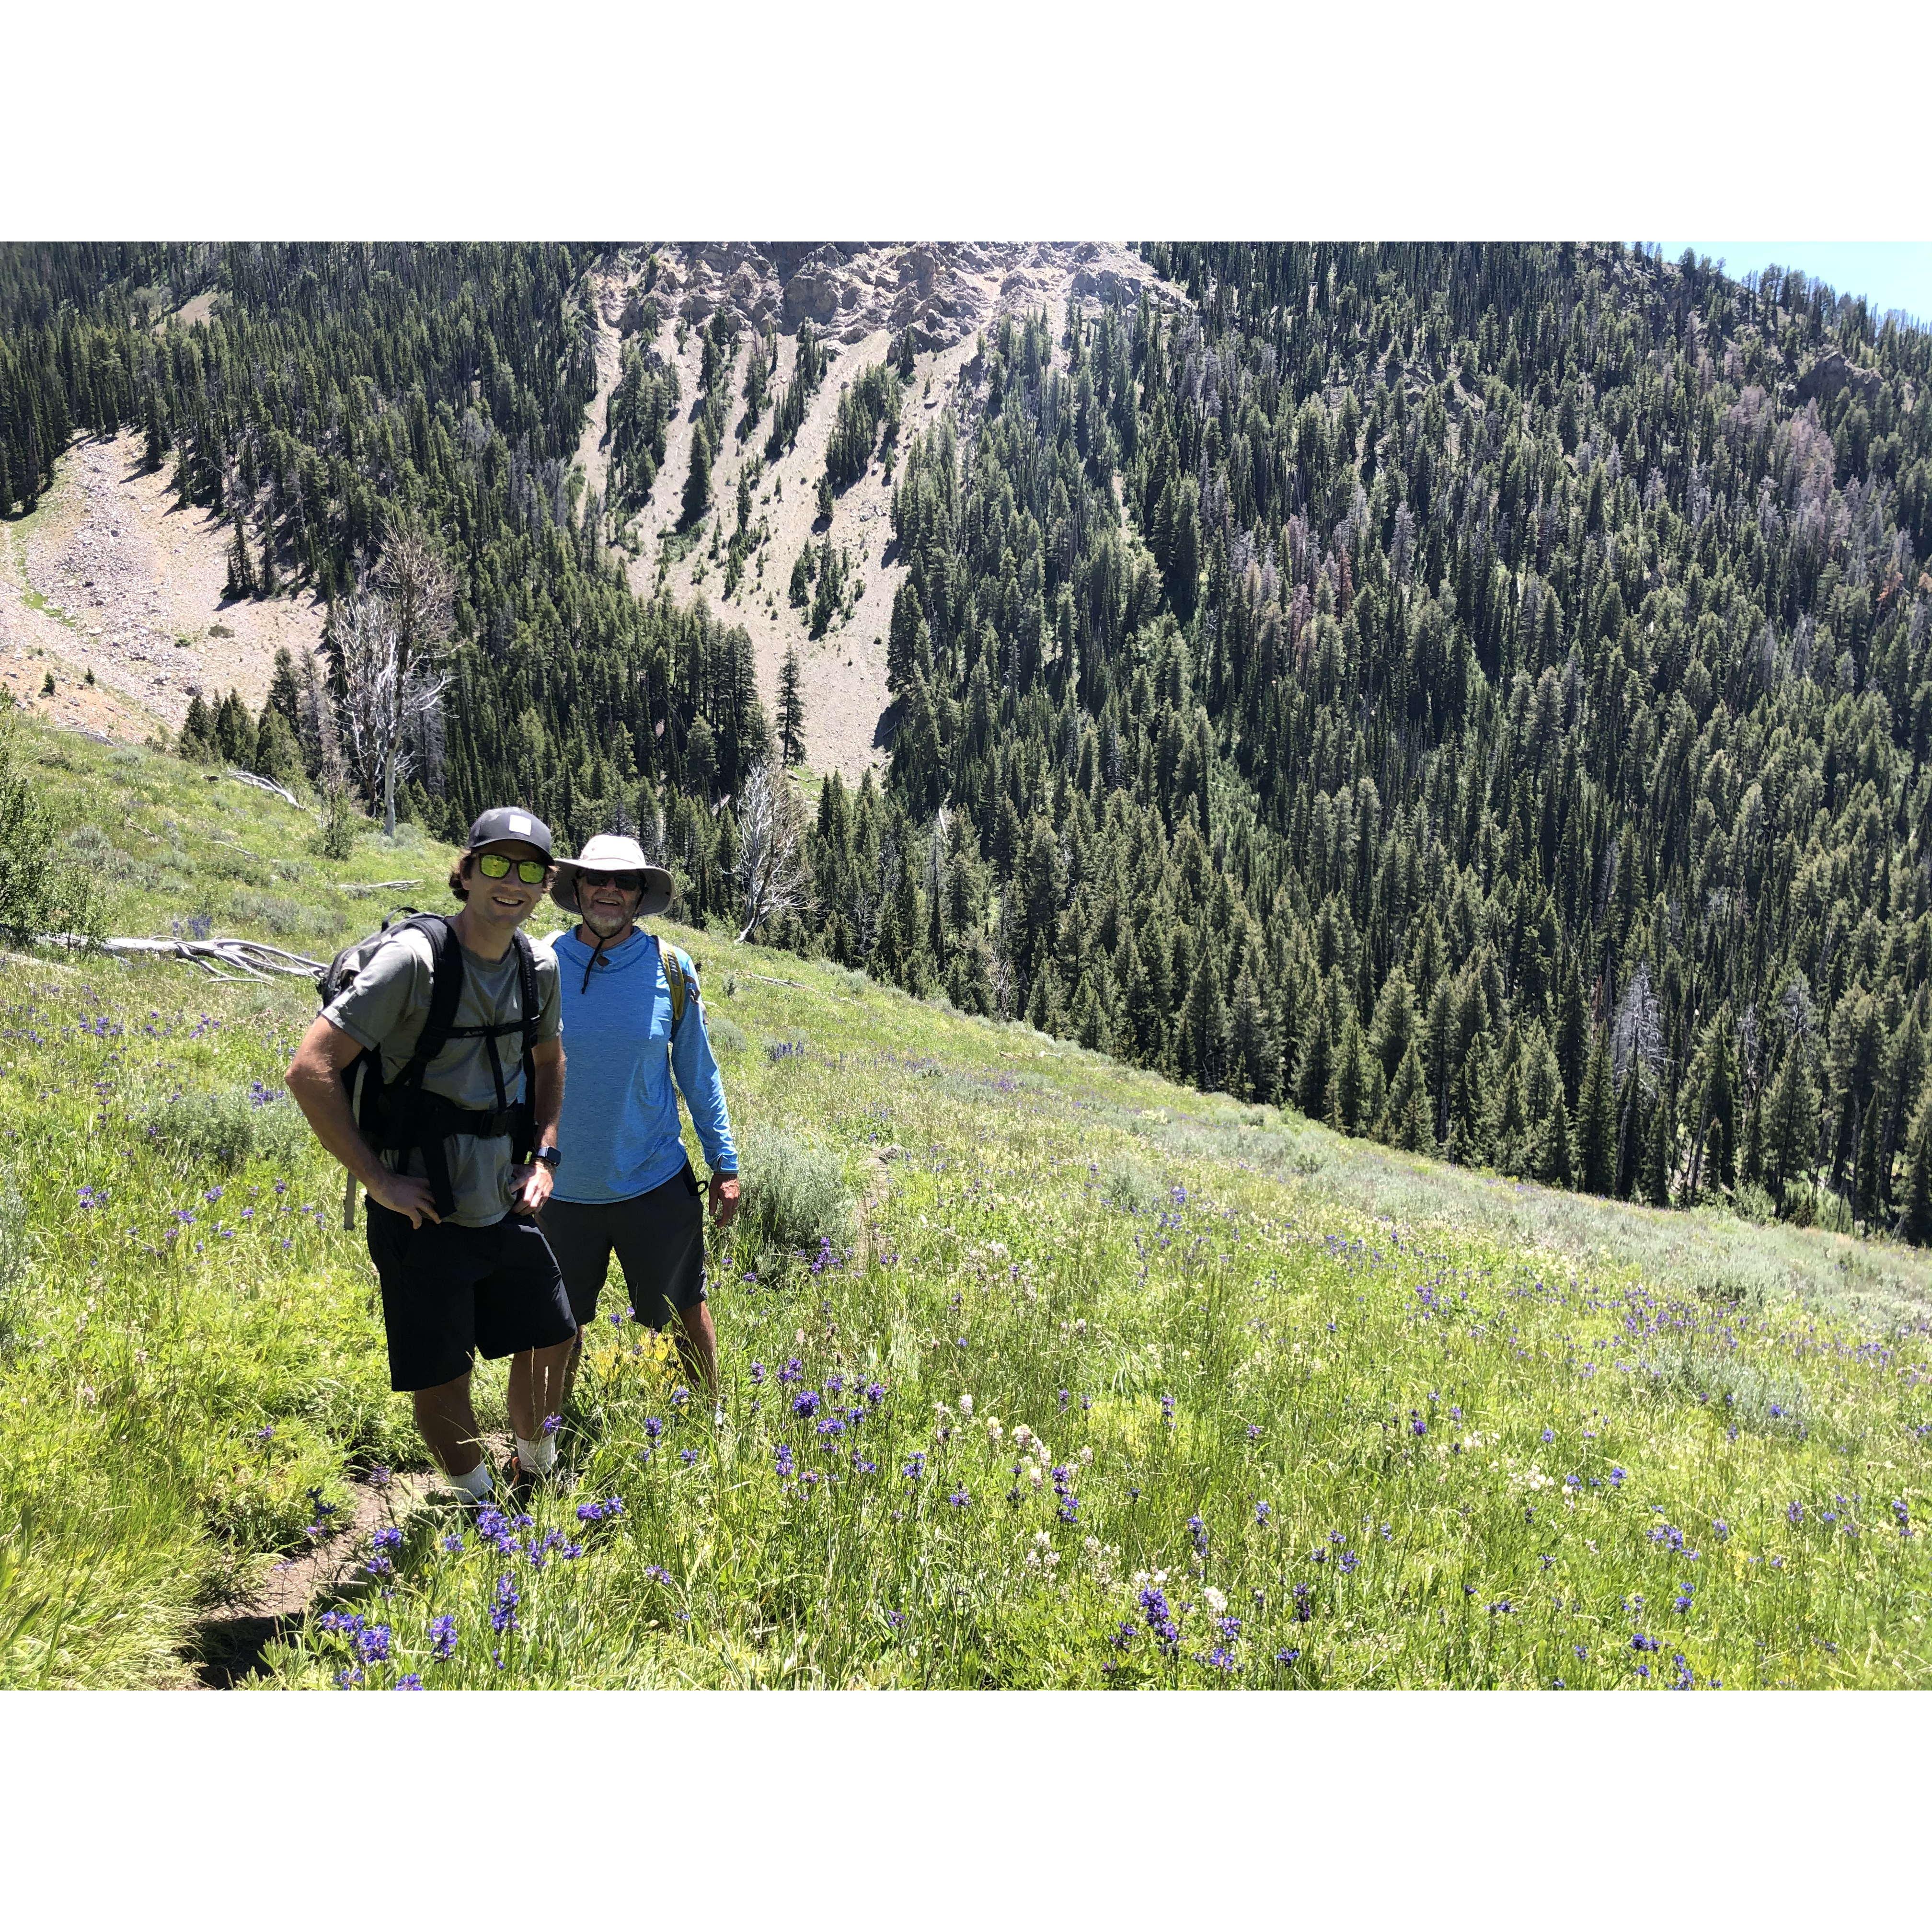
[548,927,738,1203]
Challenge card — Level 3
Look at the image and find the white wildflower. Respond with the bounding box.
[1079,1447,1093,1465]
[1204,1587,1227,1613]
[959,1393,973,1416]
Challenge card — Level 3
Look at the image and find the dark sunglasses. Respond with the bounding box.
[475,853,550,884]
[584,873,646,893]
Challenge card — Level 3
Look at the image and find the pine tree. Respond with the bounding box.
[1702,1016,1737,1192]
[1380,1040,1434,1153]
[681,422,712,529]
[886,580,929,695]
[253,708,302,789]
[1072,976,1110,1054]
[1897,1089,1932,1245]
[1853,1093,1880,1225]
[1181,958,1233,1093]
[1229,964,1273,1102]
[1295,1003,1334,1121]
[178,692,216,761]
[1761,1045,1820,1208]
[776,644,806,767]
[262,651,300,736]
[142,391,165,472]
[1489,1054,1529,1173]
[223,522,255,601]
[1574,1033,1616,1195]
[1554,961,1589,1108]
[1368,966,1420,1084]
[1328,1008,1370,1134]
[1534,1092,1576,1188]
[1643,1083,1674,1206]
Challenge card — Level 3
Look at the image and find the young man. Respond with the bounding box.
[285,807,576,1503]
[540,834,740,1411]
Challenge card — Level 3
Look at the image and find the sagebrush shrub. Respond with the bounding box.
[737,1127,853,1256]
[706,1012,749,1058]
[142,1084,310,1173]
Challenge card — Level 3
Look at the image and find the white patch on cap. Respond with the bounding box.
[509,815,532,835]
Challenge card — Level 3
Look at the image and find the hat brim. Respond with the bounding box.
[551,862,674,920]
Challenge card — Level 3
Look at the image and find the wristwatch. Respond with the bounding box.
[534,1145,563,1171]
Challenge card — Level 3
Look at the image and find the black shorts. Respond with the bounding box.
[365,1203,578,1393]
[541,1161,706,1332]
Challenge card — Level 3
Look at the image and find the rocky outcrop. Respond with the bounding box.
[623,241,1182,353]
[1796,348,1883,409]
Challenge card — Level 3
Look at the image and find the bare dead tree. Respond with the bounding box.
[335,588,451,840]
[735,753,811,944]
[1610,961,1664,1091]
[378,527,455,668]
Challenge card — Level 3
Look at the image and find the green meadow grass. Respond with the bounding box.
[4,718,1931,1688]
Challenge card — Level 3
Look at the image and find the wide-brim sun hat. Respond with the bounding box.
[551,833,675,920]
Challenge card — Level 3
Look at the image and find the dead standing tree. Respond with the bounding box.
[335,531,455,839]
[735,752,810,944]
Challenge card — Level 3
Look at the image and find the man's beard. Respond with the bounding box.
[581,902,633,940]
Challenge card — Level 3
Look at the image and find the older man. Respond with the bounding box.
[540,835,740,1412]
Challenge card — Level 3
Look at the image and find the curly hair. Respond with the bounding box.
[448,852,473,901]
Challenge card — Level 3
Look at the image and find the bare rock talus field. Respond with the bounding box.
[0,431,327,742]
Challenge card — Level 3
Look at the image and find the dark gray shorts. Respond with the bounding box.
[540,1161,706,1331]
[365,1204,576,1394]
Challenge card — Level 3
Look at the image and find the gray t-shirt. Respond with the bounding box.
[323,926,562,1227]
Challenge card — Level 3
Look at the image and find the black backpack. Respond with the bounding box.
[318,911,543,1224]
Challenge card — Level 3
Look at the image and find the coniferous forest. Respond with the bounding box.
[7,241,1932,1240]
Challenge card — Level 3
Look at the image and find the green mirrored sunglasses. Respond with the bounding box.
[475,852,550,884]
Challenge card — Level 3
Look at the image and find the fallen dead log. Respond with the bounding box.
[35,932,324,983]
[338,879,424,895]
[209,768,309,809]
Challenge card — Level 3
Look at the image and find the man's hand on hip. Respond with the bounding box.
[365,1168,441,1229]
[709,1172,740,1229]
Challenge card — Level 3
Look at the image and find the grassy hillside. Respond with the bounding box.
[3,715,1930,1688]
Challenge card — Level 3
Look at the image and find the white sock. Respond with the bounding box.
[516,1434,557,1476]
[448,1460,492,1501]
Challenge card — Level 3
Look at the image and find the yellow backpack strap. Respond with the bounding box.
[661,942,697,1035]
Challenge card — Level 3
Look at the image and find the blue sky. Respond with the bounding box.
[1648,242,1932,327]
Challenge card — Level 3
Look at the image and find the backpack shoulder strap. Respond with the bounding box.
[513,930,542,1035]
[660,939,698,1035]
[398,913,464,1087]
[510,929,542,1159]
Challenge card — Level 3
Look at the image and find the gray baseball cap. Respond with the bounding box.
[466,807,554,857]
